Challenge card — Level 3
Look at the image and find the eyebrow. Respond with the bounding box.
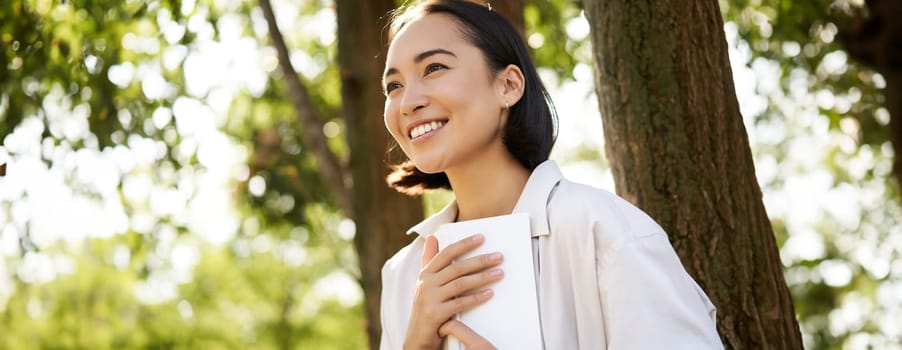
[383,48,457,79]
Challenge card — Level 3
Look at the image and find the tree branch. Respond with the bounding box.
[259,0,352,216]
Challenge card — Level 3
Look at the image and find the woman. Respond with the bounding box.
[379,1,723,349]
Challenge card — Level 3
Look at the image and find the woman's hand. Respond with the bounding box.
[402,234,504,350]
[439,320,497,350]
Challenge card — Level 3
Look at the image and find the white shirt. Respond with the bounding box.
[380,160,723,349]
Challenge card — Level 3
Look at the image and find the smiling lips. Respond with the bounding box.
[409,120,447,140]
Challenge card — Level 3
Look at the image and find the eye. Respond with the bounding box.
[424,63,447,76]
[384,81,402,95]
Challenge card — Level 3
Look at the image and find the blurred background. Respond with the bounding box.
[1,0,900,349]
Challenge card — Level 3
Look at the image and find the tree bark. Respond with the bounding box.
[335,1,424,349]
[840,0,902,191]
[259,0,352,215]
[581,0,803,348]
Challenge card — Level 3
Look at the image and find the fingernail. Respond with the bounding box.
[471,234,484,242]
[482,289,493,297]
[490,269,503,278]
[491,252,503,261]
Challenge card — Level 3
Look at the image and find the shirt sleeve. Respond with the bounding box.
[380,263,396,350]
[380,317,394,350]
[595,231,723,349]
[380,329,393,350]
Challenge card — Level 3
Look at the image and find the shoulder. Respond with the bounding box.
[380,237,425,323]
[548,179,665,247]
[380,237,425,349]
[382,236,426,281]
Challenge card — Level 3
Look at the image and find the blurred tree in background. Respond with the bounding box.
[1,0,900,349]
[721,0,902,348]
[1,0,368,348]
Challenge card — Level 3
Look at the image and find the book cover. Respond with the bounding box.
[434,213,543,350]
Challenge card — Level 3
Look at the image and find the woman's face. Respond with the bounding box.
[383,13,508,174]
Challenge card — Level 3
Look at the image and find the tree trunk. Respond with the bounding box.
[581,0,803,348]
[840,0,902,191]
[335,1,424,349]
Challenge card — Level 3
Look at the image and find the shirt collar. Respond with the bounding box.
[406,160,564,238]
[405,199,458,236]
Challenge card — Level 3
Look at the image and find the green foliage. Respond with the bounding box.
[721,1,902,348]
[1,0,364,347]
[525,0,586,83]
[721,0,887,147]
[0,230,365,349]
[0,0,171,147]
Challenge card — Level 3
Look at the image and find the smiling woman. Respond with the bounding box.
[383,2,555,196]
[377,1,723,350]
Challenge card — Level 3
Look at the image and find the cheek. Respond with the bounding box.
[383,101,401,140]
[382,101,398,137]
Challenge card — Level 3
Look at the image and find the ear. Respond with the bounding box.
[496,64,525,109]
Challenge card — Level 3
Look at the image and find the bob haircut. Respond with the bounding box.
[385,0,558,195]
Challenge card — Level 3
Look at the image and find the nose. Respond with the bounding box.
[400,82,429,116]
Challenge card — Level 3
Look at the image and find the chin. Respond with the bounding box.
[410,157,447,174]
[414,163,445,174]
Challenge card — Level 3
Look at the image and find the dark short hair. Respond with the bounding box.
[385,0,557,196]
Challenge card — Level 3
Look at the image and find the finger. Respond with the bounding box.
[422,235,439,268]
[434,251,503,284]
[437,268,503,300]
[440,288,493,316]
[439,320,497,350]
[423,233,484,273]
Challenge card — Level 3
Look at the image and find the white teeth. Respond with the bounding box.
[409,121,446,139]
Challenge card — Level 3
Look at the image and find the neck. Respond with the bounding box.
[445,142,530,222]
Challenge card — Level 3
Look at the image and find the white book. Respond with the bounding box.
[434,213,543,350]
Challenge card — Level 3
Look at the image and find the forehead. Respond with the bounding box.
[386,13,469,65]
